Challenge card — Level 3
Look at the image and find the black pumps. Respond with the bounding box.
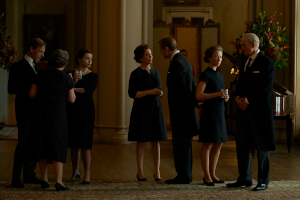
[67,172,81,183]
[41,181,49,190]
[136,174,147,181]
[203,178,215,186]
[154,173,162,182]
[55,183,70,191]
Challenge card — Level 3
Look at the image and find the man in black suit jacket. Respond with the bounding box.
[159,36,199,184]
[8,38,46,188]
[226,33,275,191]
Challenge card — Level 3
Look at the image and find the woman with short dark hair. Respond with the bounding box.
[29,49,76,191]
[128,44,167,182]
[67,48,98,185]
[196,45,229,186]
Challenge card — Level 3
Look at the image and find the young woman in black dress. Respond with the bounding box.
[196,45,229,186]
[29,49,76,191]
[67,48,98,184]
[128,44,167,182]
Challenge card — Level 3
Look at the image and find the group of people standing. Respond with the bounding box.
[128,33,275,192]
[8,38,98,191]
[7,32,275,192]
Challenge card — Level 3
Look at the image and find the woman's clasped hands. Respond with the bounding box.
[149,88,163,96]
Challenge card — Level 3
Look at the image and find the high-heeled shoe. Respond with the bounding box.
[203,178,215,186]
[136,174,147,182]
[153,173,162,182]
[55,183,70,191]
[40,181,49,190]
[67,172,81,183]
[82,181,90,184]
[212,178,224,183]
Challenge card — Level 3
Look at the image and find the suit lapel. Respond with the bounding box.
[21,58,37,78]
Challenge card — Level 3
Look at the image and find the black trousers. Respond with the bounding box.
[12,118,37,182]
[235,108,270,184]
[171,125,193,183]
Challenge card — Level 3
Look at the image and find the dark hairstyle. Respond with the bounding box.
[48,49,69,69]
[28,38,46,49]
[158,36,177,51]
[134,44,150,63]
[76,48,93,65]
[180,49,187,53]
[204,45,223,63]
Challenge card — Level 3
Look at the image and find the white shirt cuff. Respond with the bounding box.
[245,98,249,104]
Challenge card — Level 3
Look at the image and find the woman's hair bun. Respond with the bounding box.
[204,56,210,63]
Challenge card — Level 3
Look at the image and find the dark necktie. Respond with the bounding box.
[33,60,37,71]
[245,57,252,72]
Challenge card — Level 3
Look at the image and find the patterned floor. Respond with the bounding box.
[0,180,300,199]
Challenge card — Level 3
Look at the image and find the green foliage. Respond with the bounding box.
[231,11,290,69]
[0,13,18,71]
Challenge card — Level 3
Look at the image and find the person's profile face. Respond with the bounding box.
[240,37,255,56]
[140,49,152,65]
[209,50,222,67]
[78,53,93,68]
[30,45,46,61]
[159,44,168,59]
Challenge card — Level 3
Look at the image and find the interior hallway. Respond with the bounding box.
[0,139,299,183]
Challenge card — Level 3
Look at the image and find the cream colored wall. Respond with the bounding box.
[86,0,150,143]
[153,28,172,126]
[296,0,300,139]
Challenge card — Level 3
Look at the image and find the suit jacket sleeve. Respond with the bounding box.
[169,60,197,105]
[247,59,275,105]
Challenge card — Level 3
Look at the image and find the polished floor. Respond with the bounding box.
[0,139,299,183]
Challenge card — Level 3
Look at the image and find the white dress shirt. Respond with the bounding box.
[24,55,37,74]
[170,50,180,61]
[244,49,260,72]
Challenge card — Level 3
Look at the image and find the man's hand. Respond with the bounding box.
[236,97,248,111]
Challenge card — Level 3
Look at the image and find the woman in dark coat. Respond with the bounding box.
[128,44,167,182]
[67,48,98,184]
[29,49,76,191]
[196,45,229,186]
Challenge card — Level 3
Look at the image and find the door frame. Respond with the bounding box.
[162,7,214,24]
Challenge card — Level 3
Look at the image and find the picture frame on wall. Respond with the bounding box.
[23,14,66,62]
[164,0,199,5]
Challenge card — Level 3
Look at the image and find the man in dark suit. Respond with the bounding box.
[8,38,46,188]
[159,36,199,184]
[226,33,275,191]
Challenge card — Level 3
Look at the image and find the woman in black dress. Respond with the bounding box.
[67,48,98,184]
[128,44,167,182]
[29,49,76,191]
[196,45,229,186]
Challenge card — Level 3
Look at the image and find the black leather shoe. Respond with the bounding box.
[226,181,252,187]
[23,177,41,184]
[165,178,190,184]
[136,174,147,182]
[253,183,268,191]
[55,183,70,191]
[203,178,215,186]
[212,179,225,183]
[41,181,49,190]
[11,181,24,188]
